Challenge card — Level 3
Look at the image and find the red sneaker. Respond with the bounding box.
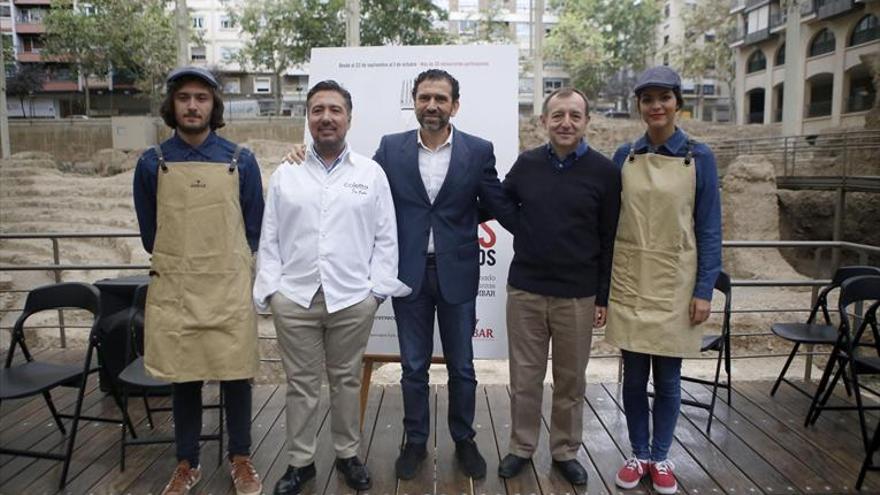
[615,457,649,489]
[650,460,678,494]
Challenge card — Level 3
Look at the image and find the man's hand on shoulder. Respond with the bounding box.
[283,144,307,165]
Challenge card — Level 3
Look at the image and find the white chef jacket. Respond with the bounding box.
[253,145,411,313]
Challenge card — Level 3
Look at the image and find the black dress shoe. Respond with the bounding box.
[395,442,427,480]
[455,438,487,479]
[336,456,372,490]
[498,453,530,478]
[273,463,316,495]
[553,459,588,485]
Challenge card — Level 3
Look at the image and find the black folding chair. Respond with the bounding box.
[0,282,137,489]
[117,283,224,470]
[855,298,880,490]
[679,271,733,434]
[769,265,880,399]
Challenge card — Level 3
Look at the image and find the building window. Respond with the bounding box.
[663,35,669,46]
[847,66,876,113]
[775,43,785,66]
[702,84,716,96]
[704,33,715,43]
[22,36,44,53]
[254,77,272,94]
[433,0,449,10]
[458,0,478,13]
[663,53,669,66]
[224,78,241,94]
[849,14,879,47]
[190,46,206,61]
[664,3,670,17]
[220,15,235,30]
[0,5,10,17]
[516,0,529,14]
[458,20,477,36]
[808,28,835,57]
[746,50,766,73]
[220,46,238,61]
[807,74,833,117]
[192,15,205,29]
[544,78,564,95]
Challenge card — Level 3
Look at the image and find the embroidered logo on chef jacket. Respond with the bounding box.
[189,179,207,189]
[344,182,369,195]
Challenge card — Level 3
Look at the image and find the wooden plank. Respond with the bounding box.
[111,385,223,494]
[577,384,637,494]
[674,385,793,494]
[189,384,279,495]
[57,395,174,494]
[363,386,404,495]
[472,385,507,495]
[240,386,290,495]
[679,381,834,493]
[600,382,725,495]
[435,384,473,495]
[1,386,154,493]
[734,382,880,492]
[532,386,585,495]
[398,384,435,495]
[486,386,541,495]
[343,385,384,495]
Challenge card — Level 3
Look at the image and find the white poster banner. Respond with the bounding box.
[308,44,519,358]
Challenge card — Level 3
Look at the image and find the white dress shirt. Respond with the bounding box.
[253,146,411,314]
[417,126,454,254]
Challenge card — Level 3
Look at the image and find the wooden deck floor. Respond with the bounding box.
[1,350,878,494]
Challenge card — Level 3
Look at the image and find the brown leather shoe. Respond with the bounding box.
[161,460,202,495]
[230,455,263,495]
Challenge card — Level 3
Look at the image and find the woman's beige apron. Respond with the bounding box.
[144,145,259,382]
[605,145,701,358]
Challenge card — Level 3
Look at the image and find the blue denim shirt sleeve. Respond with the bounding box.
[133,149,159,253]
[237,149,265,253]
[692,143,722,301]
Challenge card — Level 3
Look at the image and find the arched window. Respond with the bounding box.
[747,50,767,73]
[850,15,879,47]
[775,43,786,66]
[809,28,835,57]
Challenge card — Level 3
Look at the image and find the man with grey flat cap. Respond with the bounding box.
[133,66,265,495]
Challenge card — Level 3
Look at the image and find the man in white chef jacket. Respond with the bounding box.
[253,80,410,495]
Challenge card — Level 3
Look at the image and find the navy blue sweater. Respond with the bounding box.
[502,144,621,305]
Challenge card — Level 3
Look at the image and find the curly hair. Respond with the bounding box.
[159,76,225,131]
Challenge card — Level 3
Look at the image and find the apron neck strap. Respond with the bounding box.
[228,145,242,174]
[627,141,637,162]
[684,138,695,166]
[153,144,168,173]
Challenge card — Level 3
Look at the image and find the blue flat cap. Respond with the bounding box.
[633,66,682,95]
[166,66,220,90]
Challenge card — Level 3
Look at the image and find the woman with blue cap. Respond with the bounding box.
[605,66,722,494]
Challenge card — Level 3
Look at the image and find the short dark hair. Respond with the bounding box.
[159,76,225,131]
[412,69,460,102]
[541,87,590,116]
[306,80,353,114]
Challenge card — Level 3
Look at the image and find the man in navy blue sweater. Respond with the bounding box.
[496,88,621,487]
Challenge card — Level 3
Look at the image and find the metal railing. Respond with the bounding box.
[1,233,878,381]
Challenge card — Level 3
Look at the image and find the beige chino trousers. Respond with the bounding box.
[272,289,378,467]
[506,285,594,461]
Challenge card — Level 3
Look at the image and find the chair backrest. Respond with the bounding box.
[125,284,149,359]
[810,266,880,324]
[7,282,102,366]
[714,270,732,336]
[838,275,880,317]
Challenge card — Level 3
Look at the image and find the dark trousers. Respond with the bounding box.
[393,260,477,445]
[172,379,252,467]
[621,350,682,462]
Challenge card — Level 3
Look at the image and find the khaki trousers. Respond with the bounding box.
[506,286,594,461]
[272,290,378,466]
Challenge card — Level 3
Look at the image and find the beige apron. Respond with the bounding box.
[144,145,259,382]
[605,144,701,358]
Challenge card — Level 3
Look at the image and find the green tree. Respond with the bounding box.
[42,0,107,116]
[7,64,47,117]
[230,0,345,114]
[667,0,736,121]
[544,0,661,98]
[359,0,448,45]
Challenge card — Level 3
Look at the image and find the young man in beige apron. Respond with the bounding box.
[133,66,264,495]
[606,66,722,495]
[254,80,410,495]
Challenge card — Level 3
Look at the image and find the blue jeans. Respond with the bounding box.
[621,350,682,462]
[173,379,252,467]
[393,261,477,445]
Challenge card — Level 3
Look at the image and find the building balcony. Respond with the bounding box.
[745,0,770,10]
[16,51,42,62]
[730,0,745,13]
[42,80,78,92]
[770,11,787,31]
[816,0,858,20]
[801,0,817,17]
[13,0,51,4]
[745,27,772,45]
[14,22,45,34]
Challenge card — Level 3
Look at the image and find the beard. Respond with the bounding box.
[416,111,449,132]
[176,113,210,135]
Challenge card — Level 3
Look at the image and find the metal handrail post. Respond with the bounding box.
[51,237,66,348]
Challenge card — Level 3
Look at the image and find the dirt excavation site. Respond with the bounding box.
[1,115,878,384]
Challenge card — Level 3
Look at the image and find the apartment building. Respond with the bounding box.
[656,0,733,122]
[730,0,878,134]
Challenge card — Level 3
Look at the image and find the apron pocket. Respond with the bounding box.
[610,246,679,311]
[180,270,250,332]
